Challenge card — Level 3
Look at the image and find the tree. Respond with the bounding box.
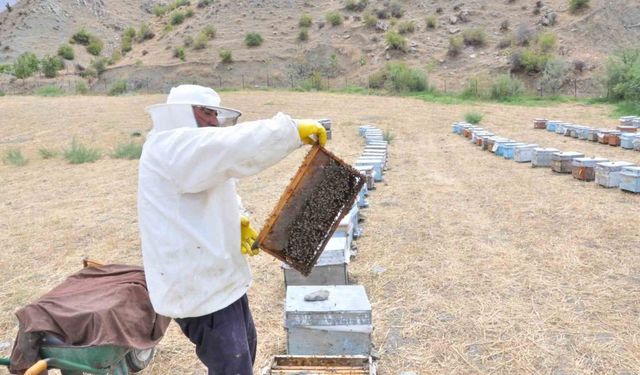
[41,55,64,78]
[13,52,40,79]
[540,58,568,94]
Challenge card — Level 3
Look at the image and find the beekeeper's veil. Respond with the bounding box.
[145,85,242,131]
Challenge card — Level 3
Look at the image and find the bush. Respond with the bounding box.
[219,48,233,63]
[153,5,166,16]
[183,35,194,47]
[569,0,589,13]
[541,58,568,94]
[79,67,97,79]
[425,15,437,29]
[185,8,194,18]
[0,64,13,75]
[36,85,65,96]
[13,52,39,79]
[389,1,404,18]
[376,7,390,19]
[462,28,486,46]
[299,14,312,28]
[297,28,309,42]
[171,11,186,25]
[363,10,377,27]
[90,57,109,75]
[345,0,367,11]
[3,148,27,166]
[87,37,103,56]
[39,148,58,159]
[326,11,343,26]
[111,141,143,159]
[368,70,386,89]
[197,0,213,7]
[538,31,556,52]
[384,31,406,51]
[41,55,63,78]
[173,46,186,61]
[515,24,534,46]
[64,139,101,164]
[606,47,640,101]
[386,62,427,92]
[521,49,549,73]
[397,20,415,34]
[75,81,88,94]
[71,29,92,45]
[464,112,483,124]
[383,129,396,144]
[57,44,74,60]
[497,35,513,49]
[138,24,155,42]
[193,33,208,49]
[490,74,524,100]
[245,32,263,47]
[202,26,216,39]
[301,71,323,91]
[108,80,128,96]
[448,35,464,56]
[121,31,134,53]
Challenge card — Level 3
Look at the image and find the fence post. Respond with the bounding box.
[444,79,447,93]
[574,79,577,98]
[219,76,222,89]
[242,75,245,89]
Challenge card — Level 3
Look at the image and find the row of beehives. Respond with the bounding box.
[452,122,640,193]
[264,125,389,374]
[532,117,640,151]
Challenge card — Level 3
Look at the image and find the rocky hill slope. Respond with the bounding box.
[1,0,639,95]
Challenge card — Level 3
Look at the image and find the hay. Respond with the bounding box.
[1,93,640,374]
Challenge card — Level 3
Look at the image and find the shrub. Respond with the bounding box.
[462,28,486,46]
[569,0,589,13]
[497,35,513,49]
[425,15,437,29]
[39,148,58,159]
[64,139,101,164]
[185,8,194,18]
[363,10,377,27]
[171,11,186,25]
[202,26,216,39]
[389,1,403,18]
[173,46,186,61]
[87,37,103,56]
[153,5,166,16]
[245,32,263,47]
[345,0,368,11]
[71,28,92,45]
[490,74,524,100]
[521,49,548,73]
[90,57,108,75]
[376,7,390,19]
[3,148,27,166]
[326,11,343,26]
[299,14,312,28]
[41,55,63,78]
[219,48,233,63]
[386,62,427,92]
[298,28,309,42]
[368,70,386,89]
[397,20,415,34]
[541,58,568,94]
[57,44,74,60]
[464,112,483,124]
[108,79,128,96]
[193,33,208,49]
[75,81,88,94]
[538,31,556,52]
[13,52,39,79]
[605,47,640,101]
[121,34,133,54]
[111,141,143,159]
[79,67,97,79]
[384,31,406,51]
[183,35,194,47]
[138,24,155,42]
[515,24,534,46]
[124,27,136,40]
[301,71,323,91]
[36,85,65,96]
[383,129,395,143]
[197,0,213,7]
[499,20,510,32]
[0,64,13,75]
[448,35,464,56]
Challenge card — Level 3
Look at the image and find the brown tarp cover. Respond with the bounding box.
[9,264,171,373]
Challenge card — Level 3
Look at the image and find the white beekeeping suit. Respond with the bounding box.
[138,85,301,318]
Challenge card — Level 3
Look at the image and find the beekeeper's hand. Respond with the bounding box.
[240,216,259,256]
[295,119,327,147]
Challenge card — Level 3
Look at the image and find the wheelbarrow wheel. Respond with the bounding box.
[125,348,155,373]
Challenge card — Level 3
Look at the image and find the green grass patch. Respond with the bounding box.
[111,141,143,160]
[36,85,65,97]
[244,32,263,47]
[464,111,483,124]
[38,148,58,159]
[3,148,27,166]
[108,80,128,96]
[63,139,101,164]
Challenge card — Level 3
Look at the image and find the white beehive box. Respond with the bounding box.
[261,355,375,375]
[283,248,348,287]
[513,144,539,162]
[285,285,372,356]
[355,158,383,181]
[595,161,635,188]
[532,148,560,167]
[358,125,377,136]
[355,165,375,190]
[620,134,639,149]
[619,167,640,193]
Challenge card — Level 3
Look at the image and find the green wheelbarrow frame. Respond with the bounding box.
[1,344,154,375]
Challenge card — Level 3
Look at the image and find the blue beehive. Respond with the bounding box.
[355,158,383,182]
[547,120,560,132]
[496,142,520,157]
[503,143,527,159]
[619,167,640,193]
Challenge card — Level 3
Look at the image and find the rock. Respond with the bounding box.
[372,265,386,275]
[317,21,325,29]
[470,54,477,58]
[410,41,418,47]
[448,27,460,34]
[375,20,389,32]
[409,47,417,53]
[344,34,351,39]
[449,15,458,24]
[353,15,361,22]
[385,52,390,60]
[458,9,470,22]
[304,289,330,302]
[437,312,456,322]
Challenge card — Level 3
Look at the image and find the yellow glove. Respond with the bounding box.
[296,119,327,147]
[240,216,259,256]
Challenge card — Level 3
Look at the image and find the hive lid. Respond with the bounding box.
[573,157,609,166]
[621,166,640,176]
[285,285,372,327]
[534,147,560,153]
[553,152,584,159]
[596,161,635,170]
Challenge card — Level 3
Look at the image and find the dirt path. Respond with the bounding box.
[1,92,639,374]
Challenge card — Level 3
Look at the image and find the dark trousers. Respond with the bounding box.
[175,294,257,375]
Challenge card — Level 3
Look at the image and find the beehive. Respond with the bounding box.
[608,131,622,146]
[571,157,609,181]
[283,238,349,287]
[586,128,601,142]
[358,125,376,136]
[263,355,374,375]
[356,157,384,181]
[620,134,639,149]
[513,144,539,162]
[355,165,375,190]
[555,122,566,134]
[285,285,372,356]
[619,167,640,193]
[634,138,640,151]
[547,120,560,132]
[491,139,515,154]
[533,118,548,129]
[256,146,365,276]
[619,116,636,127]
[452,122,463,133]
[495,142,520,157]
[617,125,637,133]
[597,130,615,144]
[502,143,527,160]
[576,126,591,140]
[595,161,635,188]
[552,152,585,173]
[532,148,560,167]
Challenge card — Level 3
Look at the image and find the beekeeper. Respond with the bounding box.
[138,84,326,374]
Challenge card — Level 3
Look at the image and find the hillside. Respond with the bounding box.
[1,0,639,95]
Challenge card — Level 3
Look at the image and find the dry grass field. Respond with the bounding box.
[1,91,640,374]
